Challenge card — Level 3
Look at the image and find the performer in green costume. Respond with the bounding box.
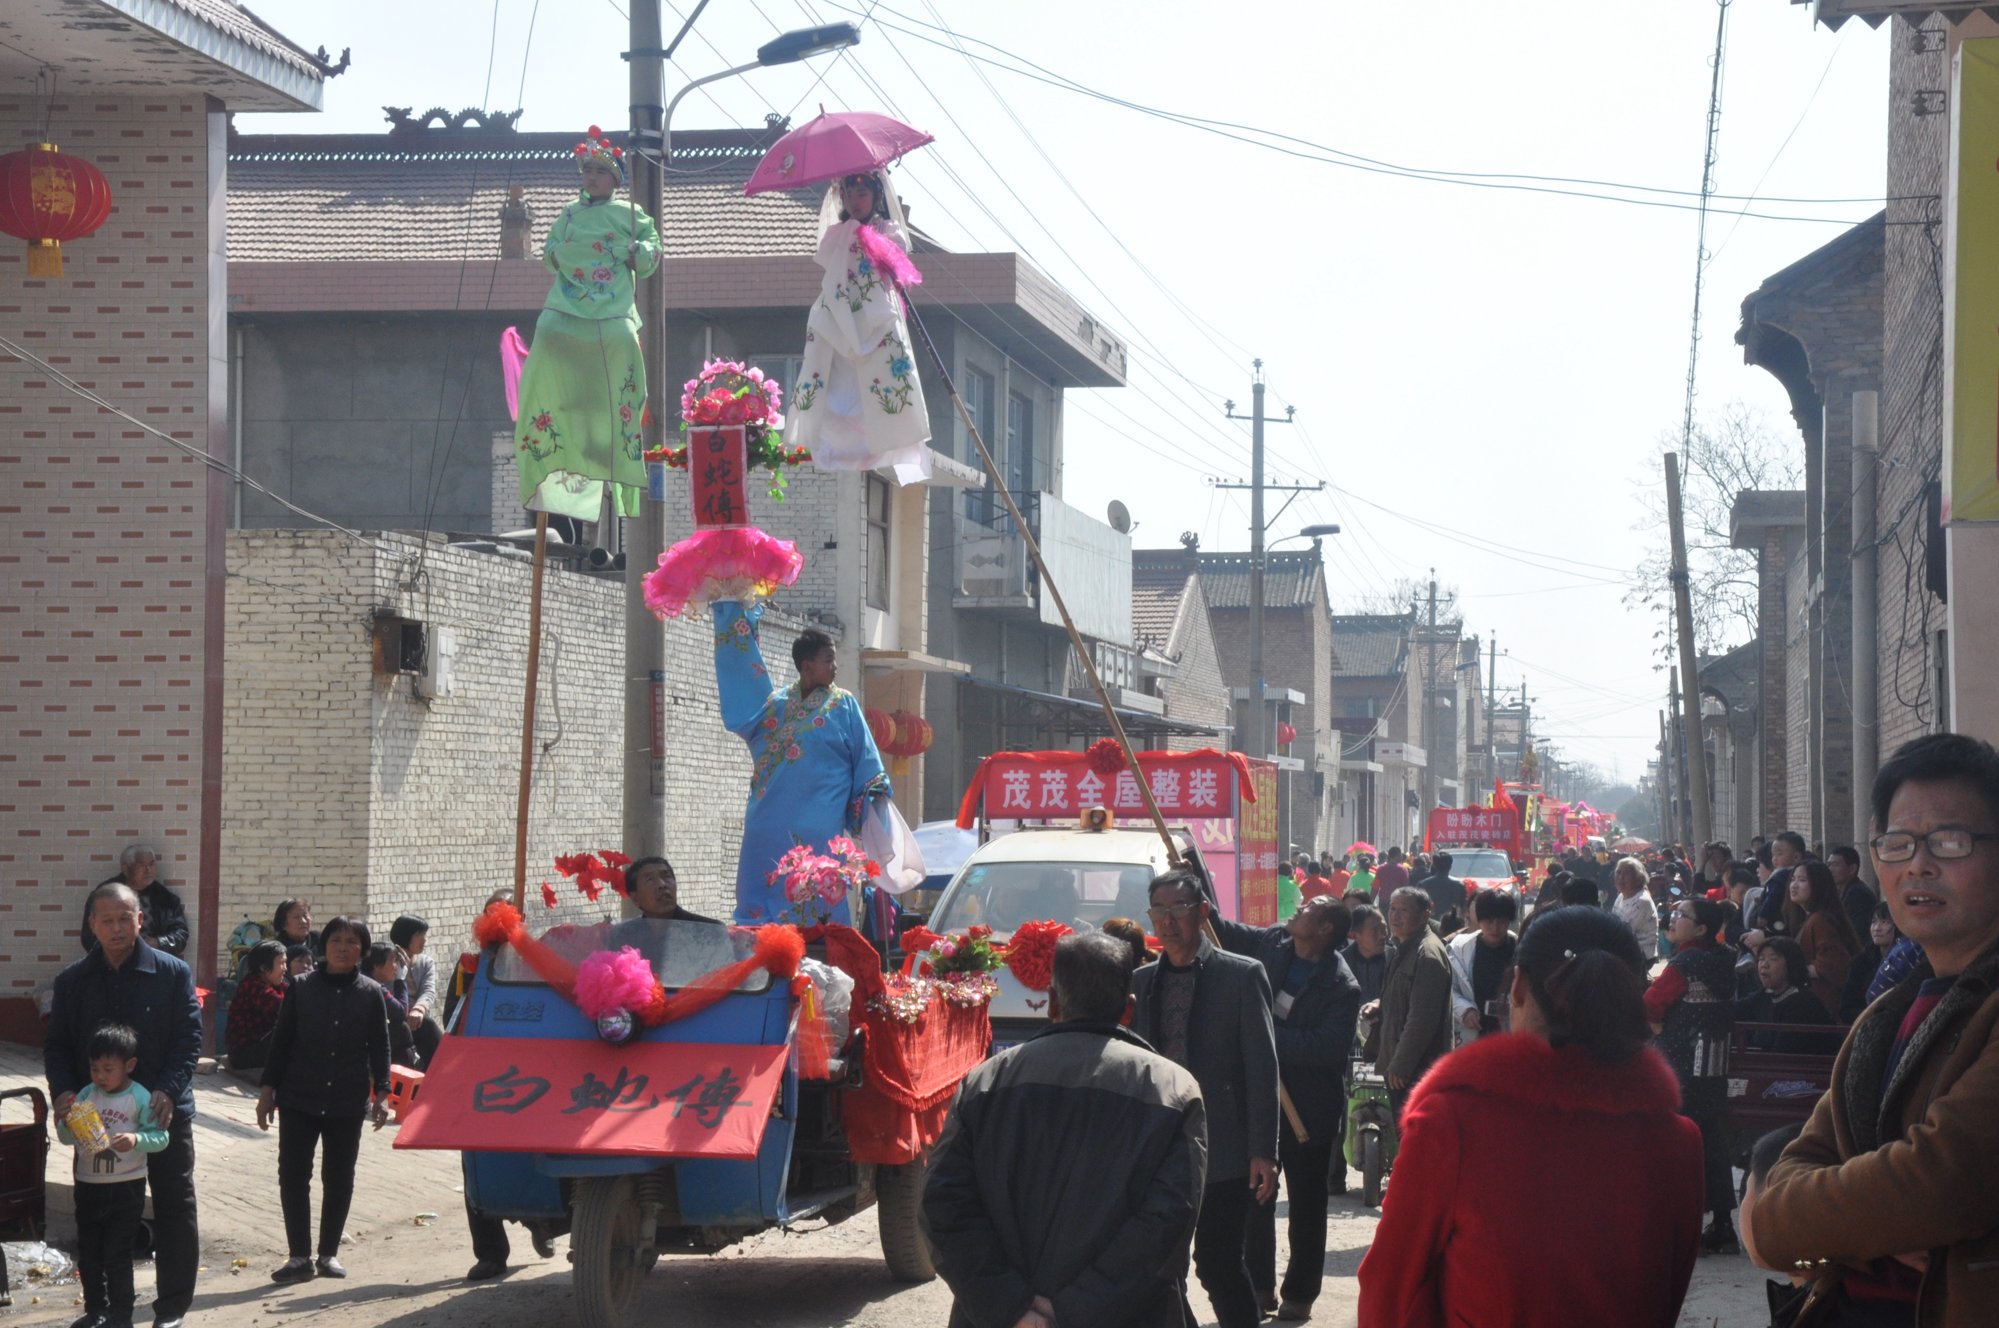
[514,126,662,521]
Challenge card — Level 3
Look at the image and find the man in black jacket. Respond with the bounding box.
[923,933,1206,1328]
[47,883,202,1328]
[1214,896,1362,1320]
[1416,850,1468,934]
[1132,870,1279,1328]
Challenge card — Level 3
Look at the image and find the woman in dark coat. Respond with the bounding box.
[1734,937,1838,1054]
[257,916,391,1283]
[1357,906,1705,1328]
[1645,897,1740,1253]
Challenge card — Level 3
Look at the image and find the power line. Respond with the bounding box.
[820,1,1902,225]
[0,333,382,550]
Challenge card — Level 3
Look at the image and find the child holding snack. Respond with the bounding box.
[58,1023,168,1328]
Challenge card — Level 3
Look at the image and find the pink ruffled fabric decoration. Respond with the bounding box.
[643,526,804,620]
[856,224,922,307]
[573,946,658,1022]
[499,326,530,421]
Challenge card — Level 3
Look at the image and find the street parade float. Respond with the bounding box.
[401,107,1223,1328]
[394,112,1017,1328]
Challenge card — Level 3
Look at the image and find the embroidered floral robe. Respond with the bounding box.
[714,600,890,924]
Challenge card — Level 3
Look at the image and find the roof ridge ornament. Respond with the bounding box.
[383,106,526,136]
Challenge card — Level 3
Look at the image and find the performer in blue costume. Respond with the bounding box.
[714,600,891,925]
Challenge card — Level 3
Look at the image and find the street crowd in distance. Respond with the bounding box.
[918,730,1999,1328]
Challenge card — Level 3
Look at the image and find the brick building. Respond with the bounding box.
[1,2,327,995]
[221,529,800,946]
[221,113,1137,840]
[1736,214,1884,847]
[1743,1,1999,846]
[1187,548,1336,857]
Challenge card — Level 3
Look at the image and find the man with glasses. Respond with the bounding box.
[1755,733,1999,1326]
[1131,870,1279,1328]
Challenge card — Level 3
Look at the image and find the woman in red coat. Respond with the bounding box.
[1357,906,1707,1328]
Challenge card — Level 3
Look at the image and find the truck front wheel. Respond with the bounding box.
[572,1175,649,1327]
[877,1156,936,1283]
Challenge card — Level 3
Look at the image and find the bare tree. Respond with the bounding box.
[1627,401,1801,661]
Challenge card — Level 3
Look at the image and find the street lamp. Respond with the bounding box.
[621,21,858,860]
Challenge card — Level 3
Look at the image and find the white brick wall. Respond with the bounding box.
[1,98,220,991]
[221,529,807,954]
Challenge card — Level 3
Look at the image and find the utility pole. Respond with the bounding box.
[1658,710,1672,838]
[1664,452,1713,850]
[1486,633,1498,799]
[1424,572,1438,813]
[1217,360,1313,760]
[622,0,670,861]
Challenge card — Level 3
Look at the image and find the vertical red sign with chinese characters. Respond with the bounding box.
[688,424,749,529]
[1238,760,1279,926]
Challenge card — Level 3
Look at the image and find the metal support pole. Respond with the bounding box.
[1664,452,1714,850]
[1249,368,1267,760]
[623,0,669,861]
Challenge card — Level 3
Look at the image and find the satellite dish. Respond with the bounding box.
[1106,499,1132,534]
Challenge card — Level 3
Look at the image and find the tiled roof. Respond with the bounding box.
[174,0,327,80]
[1193,550,1324,612]
[227,127,841,262]
[1130,563,1192,655]
[1330,612,1413,678]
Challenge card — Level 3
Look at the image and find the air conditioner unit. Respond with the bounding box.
[958,531,1028,598]
[416,625,457,699]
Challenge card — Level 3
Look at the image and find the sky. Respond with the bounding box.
[236,0,1890,783]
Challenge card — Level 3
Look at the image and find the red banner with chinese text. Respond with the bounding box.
[393,1036,786,1159]
[954,748,1256,828]
[688,424,749,528]
[1423,805,1522,858]
[1238,760,1279,926]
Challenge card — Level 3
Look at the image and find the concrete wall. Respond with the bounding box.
[220,529,806,952]
[235,314,517,536]
[1,96,226,992]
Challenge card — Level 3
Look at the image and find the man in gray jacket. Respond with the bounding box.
[923,933,1206,1328]
[1132,870,1280,1328]
[1370,885,1454,1120]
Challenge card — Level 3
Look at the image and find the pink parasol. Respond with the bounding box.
[743,110,934,196]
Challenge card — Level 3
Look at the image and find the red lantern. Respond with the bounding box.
[887,710,931,759]
[0,142,113,278]
[864,707,897,752]
[1277,721,1298,747]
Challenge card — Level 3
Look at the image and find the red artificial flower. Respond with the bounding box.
[578,873,604,903]
[555,853,593,878]
[600,850,632,867]
[611,146,623,158]
[1085,738,1126,777]
[1003,919,1073,993]
[968,924,993,939]
[540,881,558,909]
[587,124,603,137]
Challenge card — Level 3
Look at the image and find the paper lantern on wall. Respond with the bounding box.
[0,143,113,278]
[887,711,932,759]
[1276,721,1298,747]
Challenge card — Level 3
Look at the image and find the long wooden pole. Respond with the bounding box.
[513,509,550,908]
[902,302,1181,866]
[904,300,1311,1141]
[1663,454,1712,851]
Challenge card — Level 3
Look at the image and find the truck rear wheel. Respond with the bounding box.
[877,1157,936,1283]
[573,1175,648,1328]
